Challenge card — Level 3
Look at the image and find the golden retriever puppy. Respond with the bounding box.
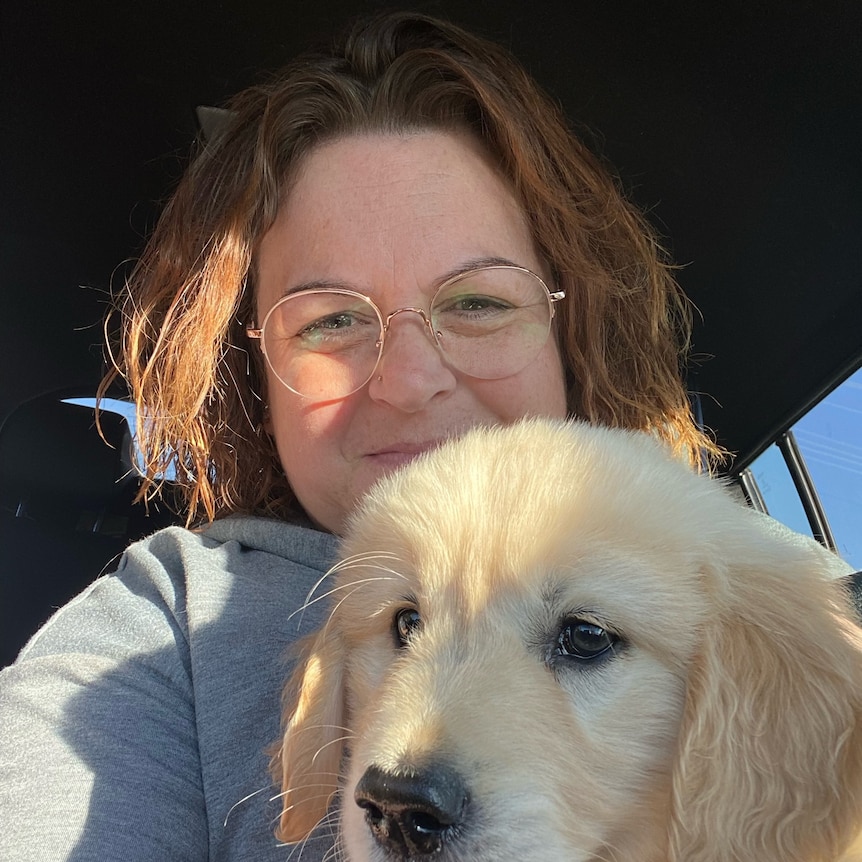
[271,418,862,862]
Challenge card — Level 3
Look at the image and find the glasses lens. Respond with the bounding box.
[261,290,382,399]
[430,267,554,379]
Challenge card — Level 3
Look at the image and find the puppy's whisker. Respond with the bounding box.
[311,735,354,766]
[321,838,347,862]
[319,581,387,637]
[284,832,332,862]
[300,551,404,612]
[297,566,340,614]
[330,549,402,568]
[269,778,344,806]
[289,574,406,625]
[291,556,383,629]
[326,554,407,586]
[291,723,354,736]
[300,556,385,610]
[271,787,342,811]
[279,804,341,861]
[346,562,410,581]
[331,554,404,577]
[294,575,402,612]
[223,785,267,827]
[274,795,342,860]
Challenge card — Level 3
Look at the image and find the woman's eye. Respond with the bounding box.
[394,607,422,647]
[437,293,512,315]
[557,619,618,661]
[298,311,359,337]
[303,312,355,331]
[296,311,375,350]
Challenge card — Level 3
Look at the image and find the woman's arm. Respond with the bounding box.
[0,537,208,861]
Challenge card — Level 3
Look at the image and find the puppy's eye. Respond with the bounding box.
[394,608,422,647]
[557,619,618,661]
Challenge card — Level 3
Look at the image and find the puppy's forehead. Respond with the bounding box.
[344,507,705,646]
[341,421,726,615]
[348,423,723,553]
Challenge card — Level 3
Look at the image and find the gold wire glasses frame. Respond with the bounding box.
[246,264,565,401]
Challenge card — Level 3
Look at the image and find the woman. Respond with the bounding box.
[0,11,719,861]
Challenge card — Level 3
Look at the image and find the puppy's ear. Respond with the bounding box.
[269,625,346,844]
[669,542,862,862]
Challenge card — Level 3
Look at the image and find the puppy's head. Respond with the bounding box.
[272,419,862,862]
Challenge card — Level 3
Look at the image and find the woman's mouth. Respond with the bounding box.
[364,441,444,471]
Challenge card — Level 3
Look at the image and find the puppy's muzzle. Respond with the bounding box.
[354,763,469,857]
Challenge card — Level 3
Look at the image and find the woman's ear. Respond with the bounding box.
[669,550,862,862]
[269,625,346,844]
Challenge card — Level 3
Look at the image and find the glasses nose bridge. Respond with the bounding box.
[379,305,438,345]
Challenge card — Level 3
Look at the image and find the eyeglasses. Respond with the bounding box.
[246,264,564,401]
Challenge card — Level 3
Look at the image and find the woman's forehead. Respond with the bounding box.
[255,131,541,304]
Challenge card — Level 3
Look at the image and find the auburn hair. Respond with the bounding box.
[100,11,722,526]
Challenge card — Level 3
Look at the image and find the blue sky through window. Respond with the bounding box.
[750,367,862,570]
[794,368,862,568]
[63,397,178,482]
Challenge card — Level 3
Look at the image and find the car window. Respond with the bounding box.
[745,366,862,569]
[64,397,178,481]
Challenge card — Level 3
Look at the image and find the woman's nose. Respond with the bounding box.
[367,310,457,412]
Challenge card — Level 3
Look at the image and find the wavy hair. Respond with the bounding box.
[100,11,722,526]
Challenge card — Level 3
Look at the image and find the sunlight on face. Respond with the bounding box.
[256,131,568,533]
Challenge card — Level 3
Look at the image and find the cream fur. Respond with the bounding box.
[271,418,862,861]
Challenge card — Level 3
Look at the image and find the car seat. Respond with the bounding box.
[0,393,178,666]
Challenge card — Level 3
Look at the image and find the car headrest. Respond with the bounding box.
[0,395,134,509]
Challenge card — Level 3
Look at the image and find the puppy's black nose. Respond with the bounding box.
[354,763,468,856]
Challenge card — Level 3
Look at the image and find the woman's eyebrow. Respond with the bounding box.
[436,255,523,283]
[280,255,525,299]
[281,278,358,298]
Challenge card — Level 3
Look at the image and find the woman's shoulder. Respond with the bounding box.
[121,514,339,582]
[122,515,343,648]
[14,515,339,665]
[199,513,340,566]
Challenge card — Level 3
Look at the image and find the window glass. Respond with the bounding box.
[63,397,178,481]
[749,443,812,538]
[746,367,861,570]
[793,368,862,568]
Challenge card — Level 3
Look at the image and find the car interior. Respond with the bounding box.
[2,0,861,666]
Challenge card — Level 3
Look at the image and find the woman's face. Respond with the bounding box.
[256,131,568,534]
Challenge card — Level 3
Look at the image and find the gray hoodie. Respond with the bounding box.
[0,516,340,862]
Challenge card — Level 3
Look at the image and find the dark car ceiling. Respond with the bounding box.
[2,0,861,473]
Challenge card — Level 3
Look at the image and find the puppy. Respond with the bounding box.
[271,418,862,861]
